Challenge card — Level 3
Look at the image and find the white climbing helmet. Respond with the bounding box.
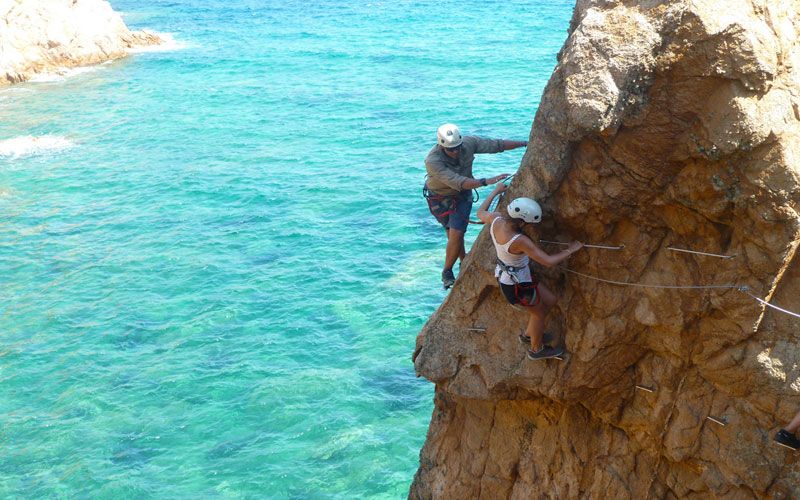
[508,197,542,224]
[437,123,463,148]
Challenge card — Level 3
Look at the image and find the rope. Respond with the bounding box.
[742,291,800,319]
[469,191,506,225]
[560,267,741,290]
[668,247,736,259]
[561,267,800,319]
[540,240,624,251]
[489,190,506,212]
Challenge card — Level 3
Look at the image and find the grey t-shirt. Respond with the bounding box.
[424,136,504,195]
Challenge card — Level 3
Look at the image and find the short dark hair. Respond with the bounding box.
[508,217,526,231]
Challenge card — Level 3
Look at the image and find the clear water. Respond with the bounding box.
[0,0,572,496]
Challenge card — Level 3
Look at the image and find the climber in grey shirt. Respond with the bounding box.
[423,123,527,289]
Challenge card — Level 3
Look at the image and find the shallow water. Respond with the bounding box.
[0,0,573,496]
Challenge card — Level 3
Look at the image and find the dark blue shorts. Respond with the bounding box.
[425,189,472,232]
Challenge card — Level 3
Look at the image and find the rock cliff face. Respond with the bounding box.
[411,0,800,497]
[0,0,161,85]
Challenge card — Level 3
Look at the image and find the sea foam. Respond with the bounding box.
[0,135,75,159]
[29,65,102,83]
[27,33,185,84]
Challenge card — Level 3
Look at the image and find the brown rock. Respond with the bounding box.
[411,0,800,497]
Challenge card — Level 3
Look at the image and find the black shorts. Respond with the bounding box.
[500,281,539,306]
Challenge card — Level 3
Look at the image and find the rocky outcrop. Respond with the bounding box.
[411,0,800,497]
[0,0,162,85]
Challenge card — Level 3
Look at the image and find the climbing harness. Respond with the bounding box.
[422,185,457,219]
[496,258,540,306]
[422,176,479,221]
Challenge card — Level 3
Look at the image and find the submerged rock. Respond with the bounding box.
[0,0,162,85]
[412,0,800,497]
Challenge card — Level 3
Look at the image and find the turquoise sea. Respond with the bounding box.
[0,1,573,496]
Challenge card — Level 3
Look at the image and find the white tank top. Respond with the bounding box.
[490,218,532,285]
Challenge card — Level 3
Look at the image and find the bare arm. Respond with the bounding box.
[511,236,583,267]
[476,183,508,224]
[461,173,510,190]
[500,140,527,151]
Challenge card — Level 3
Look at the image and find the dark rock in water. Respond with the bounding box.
[366,365,428,413]
[206,438,250,460]
[110,432,162,469]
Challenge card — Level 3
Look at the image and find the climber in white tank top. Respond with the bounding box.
[490,217,532,285]
[477,182,584,361]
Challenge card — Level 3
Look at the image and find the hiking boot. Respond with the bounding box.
[519,332,553,345]
[442,269,455,289]
[527,345,565,360]
[775,429,800,450]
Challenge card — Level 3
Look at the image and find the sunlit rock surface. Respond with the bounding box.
[0,0,161,85]
[411,0,800,497]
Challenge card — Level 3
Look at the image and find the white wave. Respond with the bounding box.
[127,32,189,53]
[0,135,75,159]
[0,87,31,102]
[29,65,101,83]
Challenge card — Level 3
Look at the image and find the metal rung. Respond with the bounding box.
[635,385,655,393]
[706,415,728,426]
[467,327,486,332]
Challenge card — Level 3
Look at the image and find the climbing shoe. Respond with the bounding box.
[527,345,565,360]
[775,429,800,450]
[519,332,553,345]
[442,269,455,289]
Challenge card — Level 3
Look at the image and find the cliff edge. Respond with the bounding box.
[411,0,800,497]
[0,0,162,85]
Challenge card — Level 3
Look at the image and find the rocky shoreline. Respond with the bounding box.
[0,0,163,86]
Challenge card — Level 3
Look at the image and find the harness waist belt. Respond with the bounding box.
[496,258,523,284]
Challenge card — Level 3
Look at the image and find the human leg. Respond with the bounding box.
[523,284,565,360]
[444,228,465,270]
[785,410,800,434]
[440,193,471,288]
[440,228,463,288]
[445,191,472,268]
[524,305,546,351]
[775,409,800,450]
[525,283,557,349]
